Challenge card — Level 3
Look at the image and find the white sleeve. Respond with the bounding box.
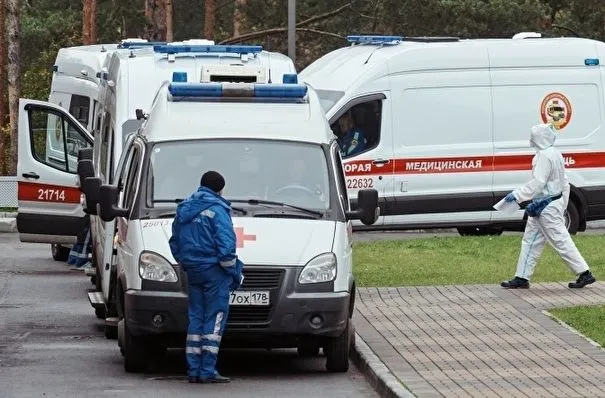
[513,153,551,202]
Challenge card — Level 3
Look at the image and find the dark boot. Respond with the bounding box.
[501,277,529,289]
[200,374,230,383]
[568,271,596,288]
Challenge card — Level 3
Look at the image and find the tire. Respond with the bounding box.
[94,264,102,291]
[105,324,118,339]
[297,341,321,357]
[51,244,70,262]
[565,200,580,235]
[123,320,148,373]
[325,319,351,373]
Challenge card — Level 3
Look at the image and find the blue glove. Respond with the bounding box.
[526,198,551,217]
[229,258,244,291]
[504,192,516,202]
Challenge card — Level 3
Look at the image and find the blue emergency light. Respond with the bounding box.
[172,71,188,82]
[168,82,308,99]
[585,58,600,66]
[282,73,298,84]
[153,44,263,55]
[346,35,402,45]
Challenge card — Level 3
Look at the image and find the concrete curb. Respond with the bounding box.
[351,332,416,398]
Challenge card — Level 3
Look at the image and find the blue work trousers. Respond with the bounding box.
[185,265,231,379]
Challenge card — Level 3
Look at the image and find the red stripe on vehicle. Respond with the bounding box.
[18,182,81,204]
[344,152,605,176]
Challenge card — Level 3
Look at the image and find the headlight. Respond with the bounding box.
[139,251,178,282]
[298,252,337,284]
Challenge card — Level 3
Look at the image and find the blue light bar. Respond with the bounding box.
[585,58,600,66]
[153,45,263,55]
[168,82,308,99]
[172,71,188,82]
[346,35,402,45]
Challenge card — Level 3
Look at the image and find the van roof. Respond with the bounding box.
[101,44,297,122]
[139,81,333,145]
[299,35,605,106]
[53,44,120,83]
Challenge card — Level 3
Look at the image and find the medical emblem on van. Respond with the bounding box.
[540,92,572,130]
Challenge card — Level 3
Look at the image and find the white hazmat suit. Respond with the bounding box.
[501,124,595,289]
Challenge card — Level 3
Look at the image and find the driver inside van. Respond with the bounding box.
[336,110,367,157]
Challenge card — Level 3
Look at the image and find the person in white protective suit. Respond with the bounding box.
[501,123,596,289]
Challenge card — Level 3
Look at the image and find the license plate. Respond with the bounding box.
[229,291,270,306]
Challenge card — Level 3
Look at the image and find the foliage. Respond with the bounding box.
[352,235,605,286]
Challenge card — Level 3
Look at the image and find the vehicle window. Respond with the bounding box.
[29,108,92,173]
[68,95,90,126]
[330,99,382,159]
[149,139,331,210]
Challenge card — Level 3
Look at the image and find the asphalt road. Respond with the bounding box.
[0,234,377,398]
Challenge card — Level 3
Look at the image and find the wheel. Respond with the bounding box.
[325,319,351,373]
[105,324,118,339]
[51,244,70,262]
[123,320,148,373]
[457,227,503,236]
[297,341,321,357]
[94,264,102,291]
[565,200,579,235]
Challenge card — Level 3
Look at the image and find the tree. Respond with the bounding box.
[6,0,19,175]
[90,0,97,44]
[82,0,91,44]
[233,0,246,37]
[144,0,166,40]
[166,0,173,42]
[204,0,216,39]
[0,0,6,173]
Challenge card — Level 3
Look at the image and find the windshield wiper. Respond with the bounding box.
[229,199,323,218]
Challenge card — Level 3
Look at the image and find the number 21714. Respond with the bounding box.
[38,188,66,202]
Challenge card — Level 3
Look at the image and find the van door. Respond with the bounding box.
[17,99,93,244]
[329,93,394,225]
[386,51,493,229]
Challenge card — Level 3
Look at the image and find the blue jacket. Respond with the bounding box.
[337,128,367,157]
[169,186,238,273]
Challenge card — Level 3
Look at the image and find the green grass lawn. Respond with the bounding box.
[549,306,605,347]
[353,235,604,287]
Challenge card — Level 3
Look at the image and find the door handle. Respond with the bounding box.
[22,172,40,180]
[372,159,390,166]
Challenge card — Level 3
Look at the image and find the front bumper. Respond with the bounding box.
[124,266,351,344]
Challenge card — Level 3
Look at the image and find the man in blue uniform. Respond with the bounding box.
[169,171,244,384]
[337,111,368,157]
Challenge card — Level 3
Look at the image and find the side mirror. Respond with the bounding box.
[81,177,102,215]
[346,189,380,226]
[77,159,95,183]
[78,148,93,162]
[98,184,129,222]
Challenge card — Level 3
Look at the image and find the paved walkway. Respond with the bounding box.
[354,282,605,397]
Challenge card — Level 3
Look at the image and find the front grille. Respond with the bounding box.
[228,307,272,323]
[241,268,284,289]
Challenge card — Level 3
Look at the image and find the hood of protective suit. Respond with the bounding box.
[530,123,556,150]
[174,186,230,224]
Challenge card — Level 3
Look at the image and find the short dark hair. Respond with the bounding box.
[200,171,225,193]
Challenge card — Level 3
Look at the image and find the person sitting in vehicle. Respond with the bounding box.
[336,110,368,157]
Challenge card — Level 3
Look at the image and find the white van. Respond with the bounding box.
[299,33,605,235]
[86,74,379,373]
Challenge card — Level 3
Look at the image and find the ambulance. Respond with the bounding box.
[34,39,160,261]
[299,33,605,236]
[84,72,379,373]
[17,42,297,333]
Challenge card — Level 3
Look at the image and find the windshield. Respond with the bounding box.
[148,139,331,211]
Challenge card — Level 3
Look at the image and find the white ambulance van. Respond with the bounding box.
[88,73,378,373]
[25,40,157,261]
[299,33,605,236]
